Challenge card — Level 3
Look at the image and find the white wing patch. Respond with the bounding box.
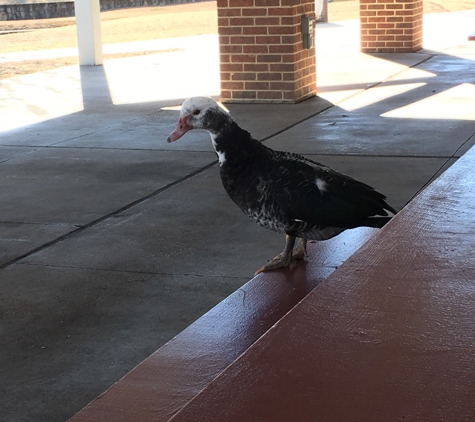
[315,178,327,193]
[216,150,226,166]
[210,133,226,166]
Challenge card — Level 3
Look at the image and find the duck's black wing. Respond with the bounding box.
[261,151,396,229]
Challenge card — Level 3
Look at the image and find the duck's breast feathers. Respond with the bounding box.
[262,152,395,228]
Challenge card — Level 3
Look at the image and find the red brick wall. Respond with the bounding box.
[360,0,423,53]
[217,0,316,103]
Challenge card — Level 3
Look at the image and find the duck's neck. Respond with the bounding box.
[209,119,266,168]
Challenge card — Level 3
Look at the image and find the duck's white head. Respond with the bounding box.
[167,97,230,143]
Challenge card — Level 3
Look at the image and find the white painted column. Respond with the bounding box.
[74,0,103,65]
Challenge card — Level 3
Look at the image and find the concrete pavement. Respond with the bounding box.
[1,10,475,422]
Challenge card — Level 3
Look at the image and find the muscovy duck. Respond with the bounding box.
[167,97,396,275]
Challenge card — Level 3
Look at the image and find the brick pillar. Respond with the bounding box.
[217,0,316,104]
[360,0,422,53]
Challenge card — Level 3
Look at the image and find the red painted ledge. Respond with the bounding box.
[68,228,376,422]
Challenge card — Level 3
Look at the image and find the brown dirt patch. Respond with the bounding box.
[0,2,218,53]
[0,49,179,79]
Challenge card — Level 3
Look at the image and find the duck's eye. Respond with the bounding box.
[193,109,201,116]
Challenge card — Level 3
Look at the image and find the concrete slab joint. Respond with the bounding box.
[359,0,423,53]
[217,0,317,104]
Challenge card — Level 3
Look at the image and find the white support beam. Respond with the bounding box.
[74,0,103,66]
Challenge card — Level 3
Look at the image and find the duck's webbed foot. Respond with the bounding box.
[256,235,306,275]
